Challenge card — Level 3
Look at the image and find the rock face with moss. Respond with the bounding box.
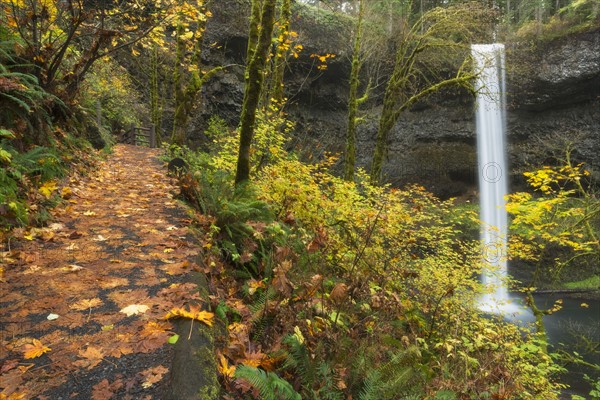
[197,3,599,197]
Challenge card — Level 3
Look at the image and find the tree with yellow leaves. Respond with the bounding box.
[0,0,176,104]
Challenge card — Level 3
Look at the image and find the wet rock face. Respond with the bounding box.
[198,8,599,196]
[511,31,600,110]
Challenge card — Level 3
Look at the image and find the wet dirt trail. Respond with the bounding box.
[1,145,207,399]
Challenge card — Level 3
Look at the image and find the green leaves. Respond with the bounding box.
[235,365,301,400]
[0,129,15,139]
[167,334,179,344]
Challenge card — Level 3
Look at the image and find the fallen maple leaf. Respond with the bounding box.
[140,365,169,388]
[23,231,35,241]
[141,321,172,336]
[247,279,265,295]
[91,378,123,400]
[218,353,236,378]
[39,180,57,199]
[73,346,104,370]
[40,230,55,241]
[164,305,214,326]
[120,304,149,316]
[22,339,51,359]
[240,350,268,368]
[0,392,27,399]
[83,210,97,216]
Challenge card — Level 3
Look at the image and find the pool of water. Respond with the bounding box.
[494,293,599,398]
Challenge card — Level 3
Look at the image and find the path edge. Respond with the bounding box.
[167,271,220,400]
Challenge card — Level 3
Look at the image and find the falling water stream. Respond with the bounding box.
[472,43,514,312]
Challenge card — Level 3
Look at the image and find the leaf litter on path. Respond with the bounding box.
[0,145,208,399]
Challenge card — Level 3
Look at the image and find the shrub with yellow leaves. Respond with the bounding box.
[507,151,599,282]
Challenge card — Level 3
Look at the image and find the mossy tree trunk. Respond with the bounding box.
[344,0,366,181]
[171,3,224,146]
[246,0,262,67]
[172,22,187,145]
[369,4,490,183]
[270,0,292,106]
[150,45,163,145]
[235,0,278,184]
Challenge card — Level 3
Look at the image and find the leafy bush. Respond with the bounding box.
[0,40,59,146]
[0,132,66,228]
[507,152,599,284]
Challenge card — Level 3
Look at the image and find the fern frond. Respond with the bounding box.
[358,346,424,400]
[283,334,316,387]
[234,365,301,400]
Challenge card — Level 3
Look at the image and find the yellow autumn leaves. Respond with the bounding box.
[310,53,336,70]
[22,339,51,359]
[164,305,214,326]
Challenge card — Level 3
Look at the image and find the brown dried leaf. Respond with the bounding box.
[73,346,104,370]
[91,378,123,400]
[140,365,168,388]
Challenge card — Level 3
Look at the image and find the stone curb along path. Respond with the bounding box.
[0,145,218,399]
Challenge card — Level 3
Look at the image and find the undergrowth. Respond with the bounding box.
[1,39,102,232]
[167,108,572,399]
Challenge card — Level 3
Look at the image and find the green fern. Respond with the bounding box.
[359,346,424,400]
[282,334,348,400]
[1,39,60,144]
[283,334,316,386]
[12,146,64,181]
[249,287,276,341]
[234,365,301,400]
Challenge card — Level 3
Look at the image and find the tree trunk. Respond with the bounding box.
[246,0,262,66]
[271,0,292,106]
[172,23,187,145]
[235,0,278,184]
[150,45,162,145]
[171,4,212,146]
[344,0,364,181]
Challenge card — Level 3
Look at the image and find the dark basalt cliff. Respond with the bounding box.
[197,2,599,197]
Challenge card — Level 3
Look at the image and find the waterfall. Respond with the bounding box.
[472,44,511,312]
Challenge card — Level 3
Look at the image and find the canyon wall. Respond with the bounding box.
[198,3,599,197]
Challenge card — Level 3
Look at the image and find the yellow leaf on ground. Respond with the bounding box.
[218,353,236,378]
[120,304,149,316]
[39,180,57,199]
[22,339,51,359]
[61,186,73,199]
[164,305,214,326]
